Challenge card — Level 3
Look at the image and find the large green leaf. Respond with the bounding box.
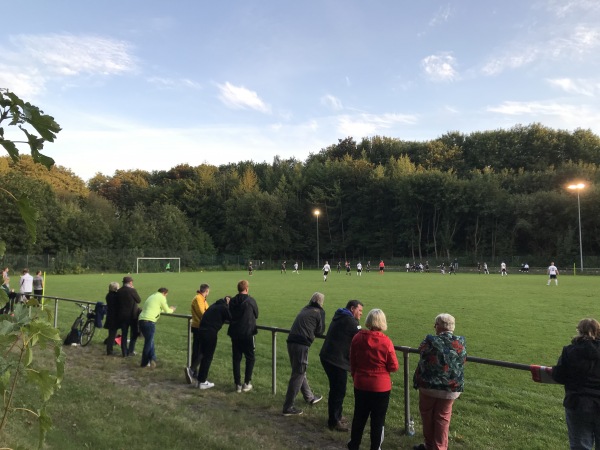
[0,138,19,162]
[16,194,37,244]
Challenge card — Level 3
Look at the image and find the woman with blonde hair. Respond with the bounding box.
[552,318,600,449]
[348,308,399,450]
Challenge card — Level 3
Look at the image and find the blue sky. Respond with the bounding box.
[2,1,600,181]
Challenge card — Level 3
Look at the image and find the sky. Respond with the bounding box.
[2,0,600,181]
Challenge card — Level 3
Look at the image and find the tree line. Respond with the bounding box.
[1,123,600,272]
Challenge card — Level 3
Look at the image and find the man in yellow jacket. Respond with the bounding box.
[138,287,176,368]
[186,284,210,383]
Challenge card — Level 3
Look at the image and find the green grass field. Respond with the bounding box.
[3,269,596,449]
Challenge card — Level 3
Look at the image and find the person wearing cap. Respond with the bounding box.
[116,276,142,357]
[138,287,176,368]
[185,283,210,384]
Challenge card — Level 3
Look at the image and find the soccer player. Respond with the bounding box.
[356,262,362,277]
[293,262,300,274]
[379,260,385,274]
[323,261,331,282]
[366,261,371,273]
[547,262,559,286]
[248,261,253,276]
[483,262,489,274]
[281,261,287,274]
[500,262,507,276]
[345,261,351,276]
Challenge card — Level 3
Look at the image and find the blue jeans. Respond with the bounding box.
[139,320,156,367]
[566,408,600,450]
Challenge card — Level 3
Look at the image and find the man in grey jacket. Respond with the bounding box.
[282,292,326,416]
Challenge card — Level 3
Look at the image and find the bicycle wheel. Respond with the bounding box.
[80,320,95,346]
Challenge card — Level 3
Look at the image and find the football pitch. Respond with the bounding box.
[34,269,596,449]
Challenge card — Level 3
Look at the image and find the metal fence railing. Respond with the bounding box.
[41,296,540,436]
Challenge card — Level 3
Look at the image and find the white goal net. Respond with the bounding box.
[136,257,181,273]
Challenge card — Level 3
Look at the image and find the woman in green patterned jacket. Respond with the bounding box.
[413,313,467,450]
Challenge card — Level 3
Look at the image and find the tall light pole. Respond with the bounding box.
[314,209,320,269]
[568,183,585,273]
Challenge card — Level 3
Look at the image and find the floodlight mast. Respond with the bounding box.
[567,183,585,273]
[314,209,320,268]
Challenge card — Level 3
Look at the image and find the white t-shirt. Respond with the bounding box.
[20,273,33,293]
[501,263,506,270]
[357,263,362,270]
[323,264,331,273]
[548,265,558,275]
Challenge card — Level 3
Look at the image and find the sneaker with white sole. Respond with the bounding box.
[282,407,303,416]
[184,367,194,384]
[198,381,215,390]
[309,395,323,405]
[236,384,243,393]
[242,382,253,392]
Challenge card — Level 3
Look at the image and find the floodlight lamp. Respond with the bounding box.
[568,183,585,190]
[314,209,320,217]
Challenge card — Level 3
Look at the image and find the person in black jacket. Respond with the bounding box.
[227,280,259,393]
[282,292,326,416]
[115,276,142,357]
[196,296,231,389]
[319,300,363,430]
[104,281,120,355]
[552,318,600,450]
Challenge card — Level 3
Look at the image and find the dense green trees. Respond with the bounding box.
[2,123,600,271]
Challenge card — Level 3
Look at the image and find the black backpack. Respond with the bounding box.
[63,317,82,345]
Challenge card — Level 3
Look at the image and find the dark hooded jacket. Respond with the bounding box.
[319,308,361,371]
[199,298,231,333]
[552,338,600,412]
[287,302,326,347]
[227,293,258,338]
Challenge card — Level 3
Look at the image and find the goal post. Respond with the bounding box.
[136,257,181,274]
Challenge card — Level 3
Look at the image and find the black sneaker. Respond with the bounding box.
[309,395,323,405]
[282,407,303,416]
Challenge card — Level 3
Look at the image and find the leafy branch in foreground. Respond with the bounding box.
[0,303,65,449]
[0,88,61,243]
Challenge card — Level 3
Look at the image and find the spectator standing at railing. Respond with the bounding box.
[138,287,176,368]
[116,276,142,357]
[551,318,600,450]
[348,308,399,450]
[413,313,466,450]
[19,268,33,299]
[282,292,326,416]
[228,280,259,393]
[185,283,210,384]
[32,270,44,301]
[195,296,231,390]
[319,300,363,431]
[104,281,120,355]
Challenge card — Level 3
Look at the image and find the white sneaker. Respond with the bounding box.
[242,382,253,392]
[236,384,243,393]
[198,381,215,390]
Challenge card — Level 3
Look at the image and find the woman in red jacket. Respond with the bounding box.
[348,308,399,450]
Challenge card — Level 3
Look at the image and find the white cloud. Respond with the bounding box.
[217,82,271,113]
[11,34,136,76]
[147,76,202,90]
[542,0,600,18]
[0,33,136,97]
[429,4,453,27]
[482,25,600,75]
[320,94,343,111]
[546,78,596,96]
[421,54,458,82]
[0,65,46,97]
[337,113,418,136]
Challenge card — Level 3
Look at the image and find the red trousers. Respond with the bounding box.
[418,391,455,450]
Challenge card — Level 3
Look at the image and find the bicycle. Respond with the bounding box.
[66,303,97,346]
